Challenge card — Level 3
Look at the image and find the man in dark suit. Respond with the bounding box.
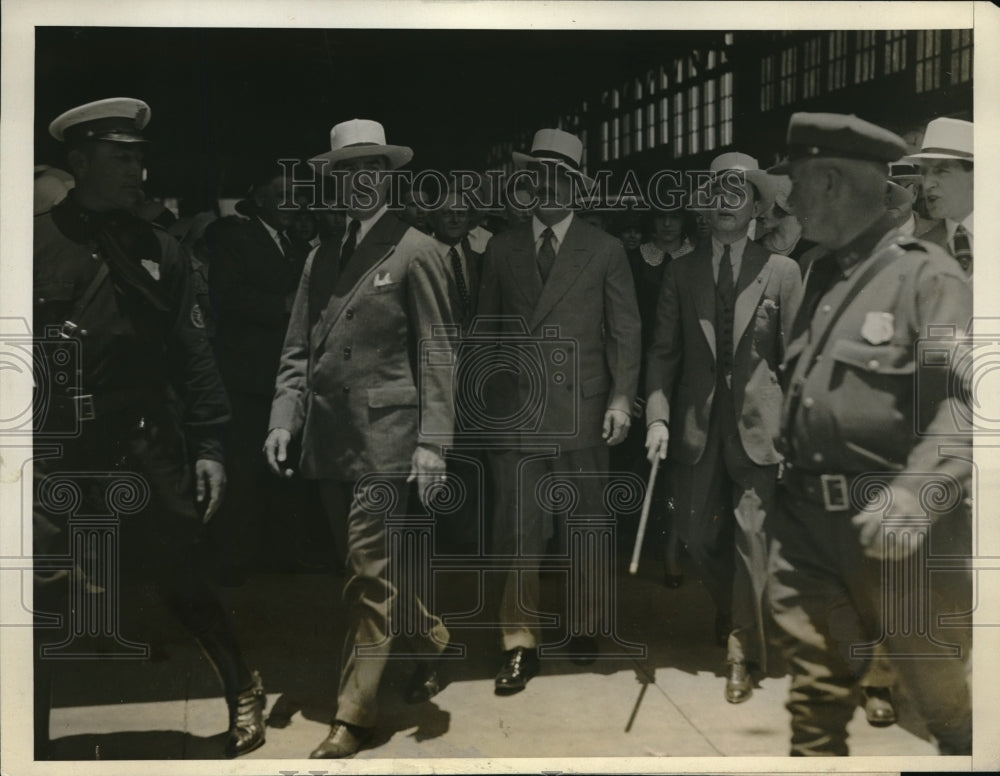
[906,117,973,279]
[646,152,802,703]
[478,129,641,693]
[207,164,317,580]
[265,119,455,758]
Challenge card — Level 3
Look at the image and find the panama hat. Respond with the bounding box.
[906,117,973,162]
[309,118,413,171]
[709,152,777,212]
[512,128,595,188]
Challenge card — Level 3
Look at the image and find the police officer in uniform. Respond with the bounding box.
[768,113,972,756]
[33,98,265,758]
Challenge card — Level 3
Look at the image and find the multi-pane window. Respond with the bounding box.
[884,29,907,75]
[621,111,631,158]
[802,36,822,99]
[827,31,847,91]
[760,54,777,111]
[600,120,609,163]
[779,46,797,105]
[687,83,700,155]
[951,29,972,84]
[854,30,877,83]
[720,71,734,147]
[673,91,684,158]
[704,78,717,152]
[659,95,669,146]
[916,30,942,92]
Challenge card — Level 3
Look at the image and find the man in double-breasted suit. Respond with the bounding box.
[265,119,454,759]
[478,129,641,693]
[646,152,802,703]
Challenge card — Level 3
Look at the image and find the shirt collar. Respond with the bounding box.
[532,212,574,246]
[830,212,898,274]
[945,212,974,242]
[345,202,389,247]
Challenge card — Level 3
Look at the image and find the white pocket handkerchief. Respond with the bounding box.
[374,271,393,287]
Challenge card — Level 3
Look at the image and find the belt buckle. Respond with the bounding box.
[820,473,849,512]
[74,394,95,422]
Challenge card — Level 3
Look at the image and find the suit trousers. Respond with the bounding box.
[669,384,774,667]
[767,487,972,756]
[490,445,609,651]
[318,478,450,728]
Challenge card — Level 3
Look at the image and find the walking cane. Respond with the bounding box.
[629,456,660,575]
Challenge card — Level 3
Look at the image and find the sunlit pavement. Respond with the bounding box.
[45,552,938,761]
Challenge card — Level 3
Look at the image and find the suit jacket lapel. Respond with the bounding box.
[529,219,594,330]
[311,213,409,354]
[688,243,717,360]
[732,241,772,351]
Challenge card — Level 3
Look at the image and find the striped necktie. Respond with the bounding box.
[952,224,973,275]
[537,227,556,282]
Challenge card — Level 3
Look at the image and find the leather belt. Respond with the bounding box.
[47,387,163,424]
[780,465,860,513]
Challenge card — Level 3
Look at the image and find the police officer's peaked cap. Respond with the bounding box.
[49,97,151,145]
[769,113,907,174]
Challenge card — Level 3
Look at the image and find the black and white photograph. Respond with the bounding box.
[1,1,999,773]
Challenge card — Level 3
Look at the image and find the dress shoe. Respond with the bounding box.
[226,670,266,758]
[724,660,753,704]
[309,721,370,759]
[405,660,445,704]
[663,572,684,589]
[863,686,897,727]
[494,647,540,694]
[568,635,598,666]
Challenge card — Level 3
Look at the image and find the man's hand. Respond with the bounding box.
[645,422,669,464]
[264,428,294,478]
[602,409,631,446]
[194,458,227,523]
[853,486,925,561]
[408,445,447,507]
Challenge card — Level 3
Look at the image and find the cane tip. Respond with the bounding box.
[628,563,638,575]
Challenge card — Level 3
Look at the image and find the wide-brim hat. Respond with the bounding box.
[905,117,973,162]
[309,118,412,171]
[512,128,595,188]
[708,151,776,212]
[49,97,151,145]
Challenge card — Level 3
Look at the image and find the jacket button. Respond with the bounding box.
[812,452,824,463]
[344,346,352,359]
[343,385,350,394]
[345,309,354,319]
[868,359,879,369]
[803,397,814,408]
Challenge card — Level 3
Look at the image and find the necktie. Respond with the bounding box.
[715,244,735,388]
[717,244,735,306]
[340,218,361,272]
[538,227,556,282]
[450,246,471,318]
[952,224,973,275]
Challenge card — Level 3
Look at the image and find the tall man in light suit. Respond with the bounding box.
[646,152,802,703]
[265,119,454,758]
[478,129,641,693]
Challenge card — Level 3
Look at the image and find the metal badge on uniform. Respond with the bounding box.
[190,303,205,329]
[861,312,894,345]
[140,259,160,280]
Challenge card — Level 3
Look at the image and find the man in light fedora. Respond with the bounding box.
[906,116,973,277]
[265,118,455,758]
[646,151,802,703]
[478,128,641,692]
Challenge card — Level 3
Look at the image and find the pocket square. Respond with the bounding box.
[374,271,393,287]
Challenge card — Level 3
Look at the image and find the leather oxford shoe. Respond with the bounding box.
[226,670,266,758]
[405,660,445,704]
[863,686,897,727]
[494,647,539,694]
[724,660,752,704]
[309,721,370,759]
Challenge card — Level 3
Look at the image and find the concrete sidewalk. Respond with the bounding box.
[45,554,938,761]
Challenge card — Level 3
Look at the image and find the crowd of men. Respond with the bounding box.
[32,96,974,760]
